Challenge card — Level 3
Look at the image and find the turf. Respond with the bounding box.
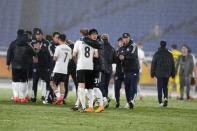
[0,88,197,131]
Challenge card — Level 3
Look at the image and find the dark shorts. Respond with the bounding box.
[92,71,101,88]
[12,68,28,82]
[51,72,67,85]
[77,70,94,89]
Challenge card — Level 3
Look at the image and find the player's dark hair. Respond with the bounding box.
[52,32,60,37]
[160,40,167,47]
[58,34,66,42]
[88,28,98,35]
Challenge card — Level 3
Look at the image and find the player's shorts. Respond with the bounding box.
[12,68,28,82]
[92,71,101,88]
[51,72,67,85]
[77,70,94,89]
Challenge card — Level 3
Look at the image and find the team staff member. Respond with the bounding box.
[151,41,175,107]
[31,28,52,103]
[114,38,124,108]
[119,33,139,109]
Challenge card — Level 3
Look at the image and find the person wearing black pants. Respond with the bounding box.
[157,78,169,104]
[119,33,139,109]
[114,37,124,108]
[64,41,78,101]
[151,41,175,107]
[99,34,116,107]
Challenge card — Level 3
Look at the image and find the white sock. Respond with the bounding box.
[27,79,33,97]
[19,82,27,99]
[75,97,80,107]
[54,89,61,98]
[12,82,19,98]
[93,88,103,106]
[103,97,108,103]
[87,89,93,108]
[78,87,86,109]
[40,80,46,96]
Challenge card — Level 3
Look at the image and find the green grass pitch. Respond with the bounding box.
[0,88,197,131]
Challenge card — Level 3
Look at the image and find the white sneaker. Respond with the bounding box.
[159,103,164,107]
[124,103,129,109]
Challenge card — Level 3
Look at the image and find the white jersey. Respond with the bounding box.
[53,44,72,74]
[73,40,97,71]
[138,48,145,73]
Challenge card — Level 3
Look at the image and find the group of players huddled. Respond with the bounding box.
[7,28,141,112]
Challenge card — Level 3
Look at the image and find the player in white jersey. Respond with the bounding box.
[50,34,72,105]
[73,29,99,112]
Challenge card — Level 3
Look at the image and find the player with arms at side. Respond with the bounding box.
[50,34,72,105]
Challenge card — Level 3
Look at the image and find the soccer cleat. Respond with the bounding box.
[41,96,45,101]
[95,106,104,113]
[55,96,63,105]
[13,97,20,103]
[128,101,134,109]
[163,99,168,107]
[124,103,129,109]
[71,105,79,111]
[85,107,94,113]
[25,96,31,101]
[31,98,37,103]
[159,103,164,107]
[21,98,28,103]
[115,103,120,108]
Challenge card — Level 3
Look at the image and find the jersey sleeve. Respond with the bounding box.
[73,41,79,53]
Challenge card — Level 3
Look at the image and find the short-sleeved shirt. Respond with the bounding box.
[73,40,97,71]
[53,44,72,74]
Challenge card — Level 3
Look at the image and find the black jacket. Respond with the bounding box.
[99,42,116,74]
[119,40,139,73]
[32,40,51,69]
[115,47,124,76]
[48,41,58,72]
[151,47,175,78]
[11,35,35,69]
[67,43,76,74]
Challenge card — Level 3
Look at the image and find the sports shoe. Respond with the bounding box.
[124,103,129,109]
[55,96,63,105]
[71,105,79,111]
[13,97,20,103]
[21,98,28,103]
[115,103,120,108]
[31,98,37,103]
[85,107,94,113]
[128,101,134,109]
[163,99,168,107]
[25,96,31,101]
[159,103,164,107]
[95,106,104,113]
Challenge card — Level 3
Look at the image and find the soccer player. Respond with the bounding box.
[7,32,35,103]
[73,28,99,112]
[168,44,182,99]
[136,42,147,101]
[7,29,25,101]
[50,34,72,105]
